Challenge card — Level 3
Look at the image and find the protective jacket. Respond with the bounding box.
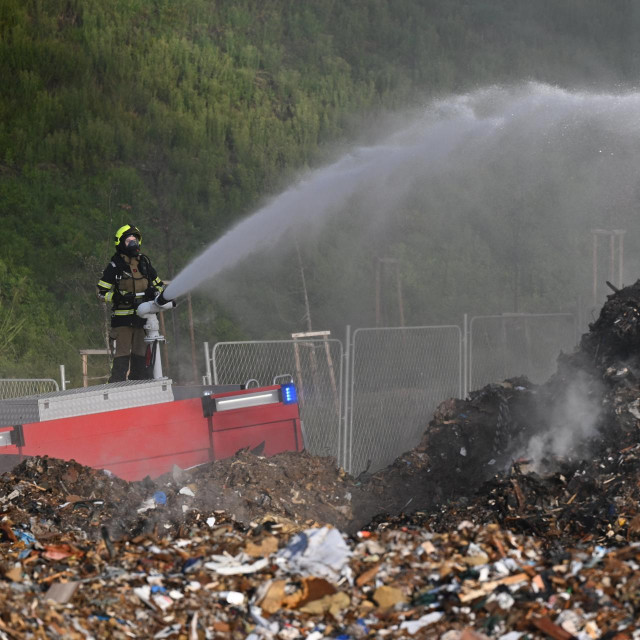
[97,253,164,328]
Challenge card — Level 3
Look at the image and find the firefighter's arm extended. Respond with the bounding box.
[143,258,165,299]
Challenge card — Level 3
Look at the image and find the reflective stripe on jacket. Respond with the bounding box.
[97,253,164,327]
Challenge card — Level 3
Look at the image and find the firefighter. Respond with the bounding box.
[97,224,165,382]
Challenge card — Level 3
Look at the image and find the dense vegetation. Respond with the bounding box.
[1,0,639,384]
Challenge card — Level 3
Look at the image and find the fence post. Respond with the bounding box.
[463,314,468,399]
[203,342,212,385]
[468,316,475,393]
[59,365,67,391]
[211,343,218,385]
[342,325,351,473]
[292,339,305,404]
[82,353,88,388]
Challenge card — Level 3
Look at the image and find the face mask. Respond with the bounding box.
[123,238,140,256]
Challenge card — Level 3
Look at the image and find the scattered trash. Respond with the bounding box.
[45,581,80,604]
[276,527,352,581]
[1,284,640,635]
[400,611,444,634]
[204,554,270,575]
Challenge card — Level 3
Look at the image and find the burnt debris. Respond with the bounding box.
[2,282,640,636]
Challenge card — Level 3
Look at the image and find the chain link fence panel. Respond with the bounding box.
[212,340,343,461]
[348,326,462,476]
[469,313,577,391]
[0,379,59,400]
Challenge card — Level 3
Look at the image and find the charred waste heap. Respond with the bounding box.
[423,280,640,481]
[362,279,640,546]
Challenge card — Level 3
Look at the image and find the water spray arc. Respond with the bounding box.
[164,83,640,319]
[163,92,503,301]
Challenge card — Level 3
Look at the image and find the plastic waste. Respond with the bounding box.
[399,611,443,633]
[276,526,352,582]
[137,491,167,513]
[250,605,279,634]
[218,591,245,605]
[13,529,37,546]
[204,555,269,575]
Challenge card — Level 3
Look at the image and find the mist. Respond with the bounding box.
[166,82,640,337]
[164,92,498,299]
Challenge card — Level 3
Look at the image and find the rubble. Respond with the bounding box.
[2,283,640,636]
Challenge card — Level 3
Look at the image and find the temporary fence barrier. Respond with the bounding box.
[212,339,343,462]
[469,313,577,391]
[209,312,577,477]
[347,325,463,476]
[0,378,60,400]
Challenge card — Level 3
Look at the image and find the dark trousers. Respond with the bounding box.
[108,326,150,382]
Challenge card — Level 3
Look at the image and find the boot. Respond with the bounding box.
[129,355,151,380]
[108,356,130,383]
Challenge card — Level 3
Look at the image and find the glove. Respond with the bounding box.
[144,286,158,301]
[115,291,136,306]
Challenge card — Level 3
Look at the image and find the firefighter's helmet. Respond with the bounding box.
[114,224,142,252]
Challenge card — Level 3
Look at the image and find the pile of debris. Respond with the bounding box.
[2,450,640,639]
[369,281,640,509]
[0,450,382,541]
[2,283,640,637]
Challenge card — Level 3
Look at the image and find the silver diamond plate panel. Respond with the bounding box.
[0,379,174,427]
[0,402,40,428]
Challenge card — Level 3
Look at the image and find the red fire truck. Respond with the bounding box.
[0,295,303,480]
[0,379,303,481]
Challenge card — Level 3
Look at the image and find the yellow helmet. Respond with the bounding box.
[114,224,142,252]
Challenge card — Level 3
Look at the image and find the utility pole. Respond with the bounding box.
[374,257,405,327]
[294,238,313,333]
[187,293,198,384]
[591,229,625,304]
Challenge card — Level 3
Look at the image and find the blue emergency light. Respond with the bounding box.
[280,382,298,405]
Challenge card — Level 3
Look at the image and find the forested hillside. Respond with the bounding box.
[1,0,639,383]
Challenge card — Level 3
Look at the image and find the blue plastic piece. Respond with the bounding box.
[13,529,37,545]
[153,491,167,505]
[281,382,298,405]
[182,556,203,573]
[356,618,369,631]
